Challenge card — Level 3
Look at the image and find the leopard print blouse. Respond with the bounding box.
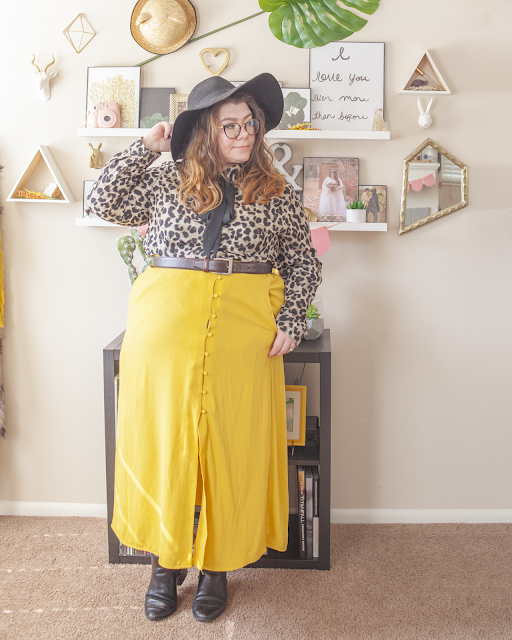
[86,139,322,345]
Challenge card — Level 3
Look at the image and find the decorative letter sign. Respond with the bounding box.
[310,42,385,131]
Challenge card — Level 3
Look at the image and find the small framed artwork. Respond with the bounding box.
[310,42,385,131]
[286,385,307,446]
[303,157,359,222]
[86,67,141,128]
[279,88,311,130]
[83,180,97,217]
[169,94,190,123]
[139,88,176,128]
[359,185,387,223]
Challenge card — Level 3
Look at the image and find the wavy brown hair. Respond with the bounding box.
[176,93,286,214]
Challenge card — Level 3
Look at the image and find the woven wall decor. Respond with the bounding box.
[131,0,196,55]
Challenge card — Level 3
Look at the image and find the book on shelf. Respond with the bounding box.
[305,466,314,558]
[119,543,151,557]
[297,466,306,558]
[312,467,320,558]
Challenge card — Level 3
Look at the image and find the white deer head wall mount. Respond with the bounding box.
[31,55,57,101]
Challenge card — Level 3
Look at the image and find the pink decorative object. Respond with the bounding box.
[137,224,149,238]
[423,173,436,187]
[411,179,423,192]
[310,226,330,256]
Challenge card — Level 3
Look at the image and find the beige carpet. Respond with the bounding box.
[1,517,512,640]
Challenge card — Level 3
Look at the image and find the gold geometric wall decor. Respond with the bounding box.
[7,146,76,204]
[399,49,451,95]
[63,14,96,54]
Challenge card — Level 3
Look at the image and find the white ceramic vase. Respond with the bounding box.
[346,208,366,223]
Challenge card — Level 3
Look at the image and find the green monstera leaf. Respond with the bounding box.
[259,0,380,48]
[279,91,308,129]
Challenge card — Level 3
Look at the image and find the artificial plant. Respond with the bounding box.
[117,228,152,285]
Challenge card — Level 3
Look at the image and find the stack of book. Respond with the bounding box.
[296,466,320,559]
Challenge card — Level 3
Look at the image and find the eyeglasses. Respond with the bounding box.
[217,119,260,139]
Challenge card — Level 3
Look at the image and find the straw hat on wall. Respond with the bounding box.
[130,0,197,55]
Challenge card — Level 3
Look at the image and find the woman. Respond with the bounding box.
[318,169,346,220]
[86,73,321,623]
[367,187,380,223]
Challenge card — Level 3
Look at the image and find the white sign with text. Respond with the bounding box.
[309,42,385,131]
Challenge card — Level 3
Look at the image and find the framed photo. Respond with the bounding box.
[309,42,385,131]
[359,185,387,223]
[278,88,311,130]
[86,67,141,129]
[139,88,176,128]
[303,157,359,222]
[286,385,307,446]
[83,180,97,218]
[169,94,189,123]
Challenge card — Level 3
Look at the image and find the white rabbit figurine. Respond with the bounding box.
[417,97,433,129]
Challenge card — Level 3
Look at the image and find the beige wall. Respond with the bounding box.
[1,0,510,511]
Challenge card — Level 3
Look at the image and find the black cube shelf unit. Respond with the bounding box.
[103,329,331,570]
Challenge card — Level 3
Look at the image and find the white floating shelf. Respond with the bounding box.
[266,130,390,140]
[77,128,390,140]
[310,222,387,232]
[76,218,387,231]
[75,217,122,227]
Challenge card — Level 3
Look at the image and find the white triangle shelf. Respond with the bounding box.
[399,50,451,95]
[7,145,76,203]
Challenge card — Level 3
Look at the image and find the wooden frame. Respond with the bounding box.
[169,94,189,123]
[7,146,75,203]
[286,385,307,446]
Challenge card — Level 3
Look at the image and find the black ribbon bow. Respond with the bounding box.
[196,176,236,259]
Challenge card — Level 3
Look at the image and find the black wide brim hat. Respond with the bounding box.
[170,73,284,160]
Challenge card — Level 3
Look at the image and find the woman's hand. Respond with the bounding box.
[141,122,173,153]
[269,328,296,357]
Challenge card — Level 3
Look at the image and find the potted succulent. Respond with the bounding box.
[304,301,324,341]
[346,200,367,224]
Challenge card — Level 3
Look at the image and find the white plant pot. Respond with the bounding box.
[346,208,366,223]
[304,318,324,341]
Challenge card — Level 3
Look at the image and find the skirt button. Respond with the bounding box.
[204,352,210,357]
[201,409,207,414]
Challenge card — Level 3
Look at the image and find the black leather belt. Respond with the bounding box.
[152,256,274,275]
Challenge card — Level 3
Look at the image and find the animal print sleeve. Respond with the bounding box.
[274,186,322,346]
[85,139,163,226]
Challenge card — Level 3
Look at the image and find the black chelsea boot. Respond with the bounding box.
[192,570,227,622]
[144,555,187,621]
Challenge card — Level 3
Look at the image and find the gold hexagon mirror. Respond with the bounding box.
[399,138,468,234]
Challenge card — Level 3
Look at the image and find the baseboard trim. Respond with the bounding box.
[1,503,511,523]
[0,501,107,518]
[331,509,512,524]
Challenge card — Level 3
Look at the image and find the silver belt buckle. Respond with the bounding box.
[214,257,233,275]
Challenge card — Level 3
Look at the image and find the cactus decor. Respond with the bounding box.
[306,303,321,319]
[305,302,324,341]
[347,200,366,209]
[117,228,152,285]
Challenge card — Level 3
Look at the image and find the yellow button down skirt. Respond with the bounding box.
[111,266,289,571]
